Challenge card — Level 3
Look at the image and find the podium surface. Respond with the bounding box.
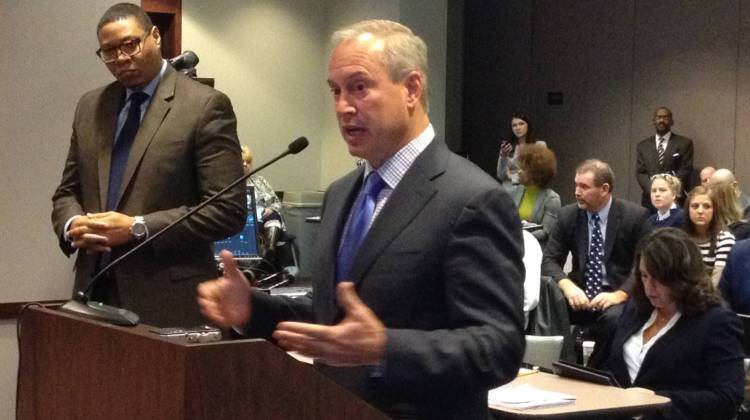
[17,305,389,419]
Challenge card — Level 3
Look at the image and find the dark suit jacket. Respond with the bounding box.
[542,198,652,294]
[604,301,745,420]
[719,239,750,314]
[636,133,694,203]
[245,139,525,419]
[51,66,246,326]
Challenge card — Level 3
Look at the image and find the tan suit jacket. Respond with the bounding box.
[52,66,246,326]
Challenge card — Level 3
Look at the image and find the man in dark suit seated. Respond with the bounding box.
[635,107,694,211]
[198,19,525,419]
[542,159,652,352]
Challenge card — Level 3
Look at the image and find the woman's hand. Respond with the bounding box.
[500,141,513,158]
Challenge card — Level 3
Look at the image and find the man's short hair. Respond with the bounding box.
[97,3,153,35]
[576,159,615,192]
[654,106,673,118]
[331,20,429,106]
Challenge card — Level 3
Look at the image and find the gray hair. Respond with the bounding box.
[331,19,429,106]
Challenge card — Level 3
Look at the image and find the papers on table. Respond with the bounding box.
[488,383,576,410]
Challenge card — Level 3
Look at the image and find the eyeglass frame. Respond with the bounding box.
[95,27,154,64]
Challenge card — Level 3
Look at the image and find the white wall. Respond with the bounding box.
[183,0,328,192]
[1,1,113,416]
[182,0,449,190]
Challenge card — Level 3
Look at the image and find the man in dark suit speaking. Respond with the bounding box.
[635,106,694,211]
[198,19,525,419]
[51,3,246,327]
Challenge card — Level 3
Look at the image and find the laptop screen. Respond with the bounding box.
[214,185,260,259]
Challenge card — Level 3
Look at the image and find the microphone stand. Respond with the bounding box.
[60,137,309,325]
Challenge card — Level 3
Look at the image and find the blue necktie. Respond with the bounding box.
[336,171,386,282]
[106,91,148,210]
[584,213,604,299]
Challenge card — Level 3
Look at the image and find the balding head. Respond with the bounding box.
[711,168,736,185]
[710,168,741,197]
[700,166,716,185]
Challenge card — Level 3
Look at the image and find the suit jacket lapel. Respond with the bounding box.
[604,198,620,261]
[347,141,444,287]
[97,84,125,211]
[317,169,364,324]
[117,67,176,209]
[576,209,588,270]
[635,313,684,384]
[531,188,546,222]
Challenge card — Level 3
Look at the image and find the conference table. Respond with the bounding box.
[490,371,671,418]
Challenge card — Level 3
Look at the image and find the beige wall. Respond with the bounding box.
[183,0,328,192]
[1,1,115,415]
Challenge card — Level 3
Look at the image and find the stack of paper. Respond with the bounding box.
[488,384,576,410]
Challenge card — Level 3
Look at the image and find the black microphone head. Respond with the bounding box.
[75,290,87,301]
[169,51,200,70]
[288,137,309,154]
[182,50,199,67]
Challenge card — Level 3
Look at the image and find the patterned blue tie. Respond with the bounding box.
[584,213,604,299]
[106,91,148,210]
[336,171,386,282]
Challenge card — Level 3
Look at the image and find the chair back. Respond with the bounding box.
[524,335,564,371]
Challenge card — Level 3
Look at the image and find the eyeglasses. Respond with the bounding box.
[96,28,152,63]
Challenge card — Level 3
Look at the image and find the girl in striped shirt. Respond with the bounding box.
[683,186,736,286]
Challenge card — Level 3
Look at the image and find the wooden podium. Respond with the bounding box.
[17,305,390,419]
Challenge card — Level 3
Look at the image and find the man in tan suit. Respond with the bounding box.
[51,3,245,327]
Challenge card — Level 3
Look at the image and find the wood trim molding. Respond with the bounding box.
[0,300,66,320]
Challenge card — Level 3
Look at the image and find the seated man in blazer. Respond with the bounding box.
[543,159,652,353]
[635,106,694,211]
[198,19,525,419]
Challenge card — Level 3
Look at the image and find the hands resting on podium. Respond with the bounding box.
[198,250,386,367]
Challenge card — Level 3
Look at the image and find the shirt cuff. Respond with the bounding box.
[63,215,82,242]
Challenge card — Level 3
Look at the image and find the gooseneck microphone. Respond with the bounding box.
[59,137,310,325]
[168,50,200,70]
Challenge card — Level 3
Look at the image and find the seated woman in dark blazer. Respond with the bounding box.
[506,144,560,246]
[601,228,745,420]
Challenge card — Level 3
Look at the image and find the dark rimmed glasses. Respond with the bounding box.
[96,28,152,63]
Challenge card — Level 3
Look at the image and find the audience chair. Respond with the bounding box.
[523,335,564,371]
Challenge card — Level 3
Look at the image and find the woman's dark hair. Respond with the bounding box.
[683,185,724,256]
[506,113,538,149]
[517,144,557,188]
[633,228,722,316]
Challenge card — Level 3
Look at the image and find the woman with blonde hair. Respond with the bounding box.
[647,173,684,228]
[710,182,750,240]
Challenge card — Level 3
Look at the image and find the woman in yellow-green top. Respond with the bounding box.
[507,144,561,246]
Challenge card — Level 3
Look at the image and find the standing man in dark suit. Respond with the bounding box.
[543,160,652,348]
[636,106,694,211]
[51,3,246,327]
[198,19,525,419]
